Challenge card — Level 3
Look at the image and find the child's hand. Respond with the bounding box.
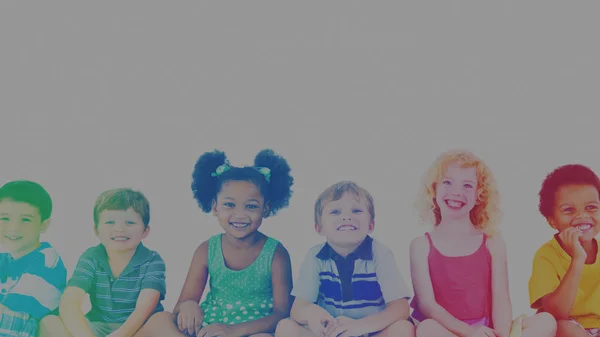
[197,323,239,337]
[559,227,587,261]
[307,311,335,337]
[324,316,365,337]
[468,326,501,337]
[177,300,204,336]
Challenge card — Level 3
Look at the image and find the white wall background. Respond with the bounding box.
[1,2,599,317]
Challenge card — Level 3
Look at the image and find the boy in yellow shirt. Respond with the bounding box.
[529,164,600,337]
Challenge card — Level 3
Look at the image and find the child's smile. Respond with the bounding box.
[0,200,47,259]
[317,192,373,250]
[213,181,266,240]
[550,184,600,241]
[95,208,148,253]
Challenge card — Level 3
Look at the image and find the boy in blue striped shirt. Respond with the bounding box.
[0,180,67,337]
[41,188,167,337]
[276,181,415,337]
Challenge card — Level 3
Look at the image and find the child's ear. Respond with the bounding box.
[93,224,99,236]
[314,223,323,235]
[368,220,375,232]
[262,201,271,218]
[211,200,218,216]
[40,218,51,233]
[142,226,150,239]
[546,217,557,229]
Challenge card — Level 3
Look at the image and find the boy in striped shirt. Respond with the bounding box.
[41,188,167,337]
[276,181,415,337]
[0,180,67,337]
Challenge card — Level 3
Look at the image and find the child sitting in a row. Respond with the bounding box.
[276,181,415,337]
[529,164,600,337]
[41,187,167,337]
[0,180,67,337]
[410,150,556,337]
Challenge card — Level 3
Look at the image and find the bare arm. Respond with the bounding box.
[111,289,161,337]
[409,236,474,337]
[173,240,209,315]
[290,298,332,325]
[488,235,512,337]
[59,287,96,337]
[356,298,410,333]
[233,244,294,336]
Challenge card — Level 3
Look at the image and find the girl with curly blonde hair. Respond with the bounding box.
[409,150,556,337]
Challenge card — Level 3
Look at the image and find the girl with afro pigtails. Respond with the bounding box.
[142,149,294,337]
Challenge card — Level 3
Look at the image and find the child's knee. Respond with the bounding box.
[38,315,67,337]
[145,311,176,327]
[415,319,443,337]
[275,318,301,337]
[533,312,557,336]
[381,319,415,337]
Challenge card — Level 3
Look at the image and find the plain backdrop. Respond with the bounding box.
[1,2,599,317]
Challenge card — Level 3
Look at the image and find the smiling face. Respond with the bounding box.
[316,192,374,249]
[435,163,479,223]
[95,207,149,253]
[548,184,600,242]
[212,180,267,240]
[0,199,48,258]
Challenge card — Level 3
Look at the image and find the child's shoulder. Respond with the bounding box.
[34,242,66,270]
[532,236,563,259]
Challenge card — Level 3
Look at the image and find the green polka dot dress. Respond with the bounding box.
[200,234,279,326]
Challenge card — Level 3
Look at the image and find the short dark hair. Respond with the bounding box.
[0,180,53,221]
[538,164,600,218]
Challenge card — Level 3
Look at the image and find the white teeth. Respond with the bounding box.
[231,223,249,228]
[446,200,463,207]
[338,226,357,231]
[112,237,129,241]
[5,236,21,240]
[576,224,592,231]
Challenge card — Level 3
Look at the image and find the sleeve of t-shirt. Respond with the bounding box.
[374,244,412,303]
[140,252,167,299]
[290,247,321,304]
[67,249,97,293]
[1,247,68,320]
[529,251,560,310]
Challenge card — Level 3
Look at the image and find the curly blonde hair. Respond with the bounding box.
[415,150,501,236]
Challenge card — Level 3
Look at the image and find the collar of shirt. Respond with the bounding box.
[316,235,374,262]
[91,242,153,278]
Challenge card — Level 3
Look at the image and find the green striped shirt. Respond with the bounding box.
[67,243,166,323]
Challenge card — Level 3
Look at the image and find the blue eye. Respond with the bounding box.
[464,184,473,188]
[353,209,363,214]
[21,218,32,223]
[247,204,259,210]
[0,217,9,222]
[224,202,235,208]
[442,180,451,185]
[330,210,340,215]
[126,220,136,225]
[105,220,115,225]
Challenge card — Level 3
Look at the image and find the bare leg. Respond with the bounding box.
[38,315,74,337]
[416,319,457,337]
[274,318,317,337]
[521,312,557,337]
[373,319,415,337]
[133,311,188,337]
[556,319,590,337]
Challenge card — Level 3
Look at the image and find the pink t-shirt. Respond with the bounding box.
[411,232,492,325]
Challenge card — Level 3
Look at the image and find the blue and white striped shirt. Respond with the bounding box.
[0,242,67,319]
[291,236,411,319]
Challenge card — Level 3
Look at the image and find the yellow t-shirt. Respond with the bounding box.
[529,236,600,328]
